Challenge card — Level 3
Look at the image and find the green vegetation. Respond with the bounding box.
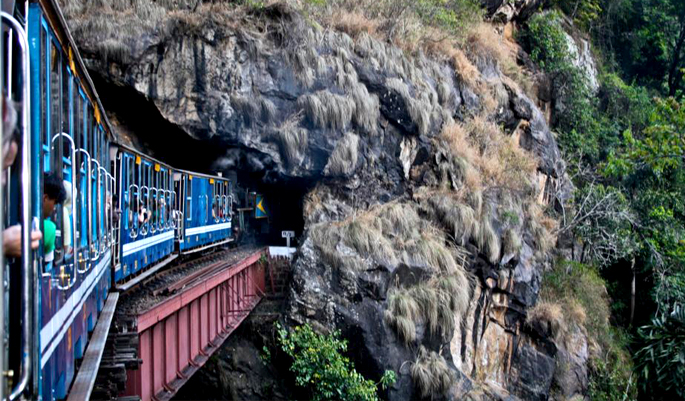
[634,306,685,399]
[275,323,396,401]
[522,1,685,399]
[537,261,637,401]
[519,12,599,161]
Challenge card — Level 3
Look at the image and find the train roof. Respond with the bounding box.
[37,0,115,141]
[174,168,230,182]
[114,143,229,182]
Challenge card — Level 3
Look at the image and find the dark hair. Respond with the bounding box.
[44,173,66,203]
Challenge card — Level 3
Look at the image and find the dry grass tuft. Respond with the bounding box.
[476,217,501,264]
[298,91,356,131]
[526,301,564,338]
[411,346,454,398]
[527,203,558,253]
[277,112,308,167]
[325,133,360,176]
[440,119,537,193]
[502,228,522,257]
[385,288,419,344]
[464,23,509,68]
[330,10,379,37]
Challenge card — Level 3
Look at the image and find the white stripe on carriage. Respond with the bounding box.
[185,222,232,236]
[40,250,111,368]
[122,230,174,257]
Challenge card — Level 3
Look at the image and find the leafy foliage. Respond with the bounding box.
[519,12,600,161]
[275,323,396,401]
[634,306,685,400]
[412,0,483,36]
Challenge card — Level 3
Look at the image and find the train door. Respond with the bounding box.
[173,172,183,248]
[5,9,42,399]
[78,92,90,268]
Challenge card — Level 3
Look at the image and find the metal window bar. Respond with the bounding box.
[76,148,91,273]
[2,12,32,400]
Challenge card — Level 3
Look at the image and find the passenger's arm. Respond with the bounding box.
[3,225,42,258]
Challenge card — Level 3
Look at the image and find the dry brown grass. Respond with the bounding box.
[527,203,559,253]
[440,119,537,194]
[329,10,379,38]
[527,298,590,349]
[526,301,564,337]
[465,23,510,67]
[411,346,454,398]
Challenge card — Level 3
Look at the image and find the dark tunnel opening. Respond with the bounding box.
[91,72,308,247]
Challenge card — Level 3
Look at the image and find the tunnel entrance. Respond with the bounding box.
[91,72,308,247]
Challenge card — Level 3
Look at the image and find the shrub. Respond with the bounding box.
[275,323,396,401]
[634,306,685,400]
[540,260,636,400]
[519,11,600,161]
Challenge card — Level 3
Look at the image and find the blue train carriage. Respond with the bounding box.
[19,0,115,398]
[175,170,233,253]
[113,144,176,283]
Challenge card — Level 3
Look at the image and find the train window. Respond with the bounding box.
[186,176,192,222]
[74,87,81,158]
[62,64,70,142]
[41,25,49,171]
[126,156,134,231]
[50,41,61,173]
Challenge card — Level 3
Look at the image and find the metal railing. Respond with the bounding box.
[2,11,32,400]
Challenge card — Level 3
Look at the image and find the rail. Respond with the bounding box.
[2,11,32,400]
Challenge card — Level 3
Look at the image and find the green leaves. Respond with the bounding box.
[635,305,685,399]
[274,323,396,401]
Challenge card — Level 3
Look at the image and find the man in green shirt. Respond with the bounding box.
[43,173,66,269]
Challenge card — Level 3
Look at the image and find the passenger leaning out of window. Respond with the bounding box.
[138,200,151,225]
[42,173,66,269]
[2,97,42,258]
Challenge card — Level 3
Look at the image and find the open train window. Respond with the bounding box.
[126,156,134,232]
[49,40,60,174]
[40,23,48,171]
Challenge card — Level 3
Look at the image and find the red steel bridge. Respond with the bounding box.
[67,247,290,401]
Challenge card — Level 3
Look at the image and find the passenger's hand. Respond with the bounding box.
[3,225,42,258]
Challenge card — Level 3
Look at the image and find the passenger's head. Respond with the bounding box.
[43,173,66,217]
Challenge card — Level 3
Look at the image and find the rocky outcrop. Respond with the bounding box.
[482,0,548,22]
[62,1,586,400]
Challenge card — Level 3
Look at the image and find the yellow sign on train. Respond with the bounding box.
[154,163,161,172]
[68,47,76,73]
[135,156,141,165]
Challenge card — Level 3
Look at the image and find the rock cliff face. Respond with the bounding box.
[62,1,586,399]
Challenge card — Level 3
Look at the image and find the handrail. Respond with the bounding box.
[90,160,100,261]
[174,210,184,241]
[2,11,32,400]
[128,184,139,239]
[139,186,149,236]
[76,149,92,274]
[213,194,220,223]
[149,187,157,234]
[169,190,178,229]
[99,167,111,248]
[228,195,234,218]
[221,195,228,223]
[50,134,79,288]
[204,194,209,224]
[166,190,174,230]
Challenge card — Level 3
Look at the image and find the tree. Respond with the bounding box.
[605,0,685,96]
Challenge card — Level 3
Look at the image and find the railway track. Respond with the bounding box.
[92,245,261,400]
